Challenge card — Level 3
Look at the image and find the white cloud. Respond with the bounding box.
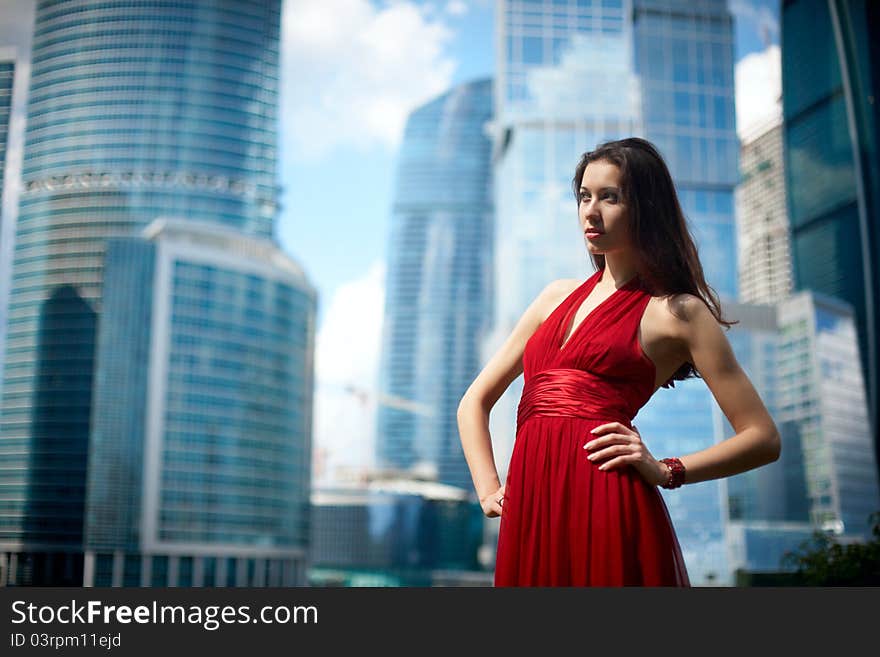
[445,0,468,16]
[312,259,386,484]
[734,44,781,140]
[280,0,456,159]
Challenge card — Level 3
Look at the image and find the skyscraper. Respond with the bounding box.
[775,291,878,534]
[84,219,314,586]
[491,0,740,583]
[376,78,494,490]
[781,0,880,463]
[0,0,315,586]
[737,120,793,304]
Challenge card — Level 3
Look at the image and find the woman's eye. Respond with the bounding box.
[580,192,618,203]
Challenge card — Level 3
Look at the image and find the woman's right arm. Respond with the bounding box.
[456,279,571,516]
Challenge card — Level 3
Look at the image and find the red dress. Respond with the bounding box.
[494,268,690,586]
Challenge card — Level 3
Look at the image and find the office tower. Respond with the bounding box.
[725,291,880,580]
[376,78,493,490]
[781,0,880,460]
[0,0,316,586]
[736,120,794,304]
[775,292,879,535]
[491,0,739,583]
[84,220,314,587]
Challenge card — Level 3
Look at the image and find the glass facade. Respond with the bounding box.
[85,237,155,552]
[84,219,315,586]
[491,0,740,584]
[376,78,493,490]
[736,122,793,304]
[779,293,879,535]
[782,0,880,463]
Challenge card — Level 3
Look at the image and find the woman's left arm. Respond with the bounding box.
[673,295,781,484]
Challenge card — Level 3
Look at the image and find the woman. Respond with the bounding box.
[457,137,781,586]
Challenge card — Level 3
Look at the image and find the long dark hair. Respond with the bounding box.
[572,137,737,387]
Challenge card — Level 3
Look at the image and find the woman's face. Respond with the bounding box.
[578,159,632,255]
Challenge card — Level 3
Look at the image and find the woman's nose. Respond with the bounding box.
[583,200,599,217]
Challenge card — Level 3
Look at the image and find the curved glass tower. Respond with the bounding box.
[85,219,315,587]
[376,78,494,491]
[782,0,880,466]
[0,1,317,586]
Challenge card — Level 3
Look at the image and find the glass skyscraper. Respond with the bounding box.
[736,121,793,305]
[490,0,739,583]
[781,0,880,466]
[774,291,878,535]
[376,78,494,491]
[84,220,314,586]
[0,0,315,586]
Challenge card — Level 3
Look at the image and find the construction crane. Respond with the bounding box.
[322,381,435,418]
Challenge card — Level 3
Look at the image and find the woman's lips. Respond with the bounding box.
[585,229,604,238]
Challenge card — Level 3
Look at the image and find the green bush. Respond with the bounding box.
[780,511,880,586]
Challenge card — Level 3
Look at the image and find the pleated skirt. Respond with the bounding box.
[494,415,691,587]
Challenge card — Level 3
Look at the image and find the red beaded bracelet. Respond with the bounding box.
[660,457,686,489]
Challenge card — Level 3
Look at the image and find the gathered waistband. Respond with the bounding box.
[516,368,633,433]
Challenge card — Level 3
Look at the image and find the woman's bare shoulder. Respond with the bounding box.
[647,292,714,340]
[552,278,584,296]
[539,278,583,321]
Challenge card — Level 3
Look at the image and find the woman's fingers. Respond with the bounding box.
[587,443,638,462]
[596,454,638,471]
[583,431,635,450]
[590,421,629,435]
[585,423,657,482]
[482,484,506,517]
